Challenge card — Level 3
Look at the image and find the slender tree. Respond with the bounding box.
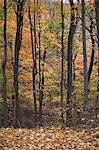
[14,0,24,127]
[28,0,37,121]
[2,0,8,127]
[73,51,78,81]
[37,0,43,124]
[80,9,95,83]
[38,15,42,123]
[66,0,79,127]
[95,0,99,118]
[33,0,37,119]
[81,0,88,113]
[60,0,64,124]
[40,10,47,122]
[88,11,95,82]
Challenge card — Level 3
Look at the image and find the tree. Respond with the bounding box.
[28,0,37,121]
[81,0,88,113]
[66,0,79,127]
[2,0,8,127]
[87,9,95,82]
[14,0,25,127]
[95,0,99,118]
[38,13,42,123]
[33,0,37,119]
[60,0,64,124]
[80,6,95,82]
[40,4,47,123]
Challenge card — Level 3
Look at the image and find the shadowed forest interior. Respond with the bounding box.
[0,0,99,149]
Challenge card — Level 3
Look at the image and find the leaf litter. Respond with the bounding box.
[0,127,99,150]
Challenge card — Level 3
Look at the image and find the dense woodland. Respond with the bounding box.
[0,0,99,149]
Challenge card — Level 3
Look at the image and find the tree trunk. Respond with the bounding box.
[95,0,99,118]
[28,0,37,121]
[2,0,8,127]
[60,0,64,124]
[38,15,42,123]
[14,0,24,127]
[81,0,88,113]
[88,11,95,82]
[66,0,79,127]
[33,0,37,119]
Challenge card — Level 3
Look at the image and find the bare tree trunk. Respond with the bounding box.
[81,0,88,113]
[2,0,8,127]
[33,0,37,119]
[28,0,37,121]
[73,51,78,81]
[88,11,95,82]
[40,12,47,121]
[60,0,64,124]
[14,0,24,128]
[66,0,79,127]
[95,0,99,118]
[38,14,42,123]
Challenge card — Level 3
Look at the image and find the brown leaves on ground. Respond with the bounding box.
[0,127,99,150]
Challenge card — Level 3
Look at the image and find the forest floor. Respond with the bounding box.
[0,126,99,150]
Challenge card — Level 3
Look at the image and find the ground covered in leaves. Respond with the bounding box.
[0,127,99,150]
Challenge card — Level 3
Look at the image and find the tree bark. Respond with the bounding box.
[88,10,95,82]
[66,0,79,127]
[2,0,8,127]
[60,0,64,124]
[81,0,88,113]
[38,15,42,123]
[33,0,37,119]
[14,0,24,127]
[95,0,99,118]
[28,0,37,121]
